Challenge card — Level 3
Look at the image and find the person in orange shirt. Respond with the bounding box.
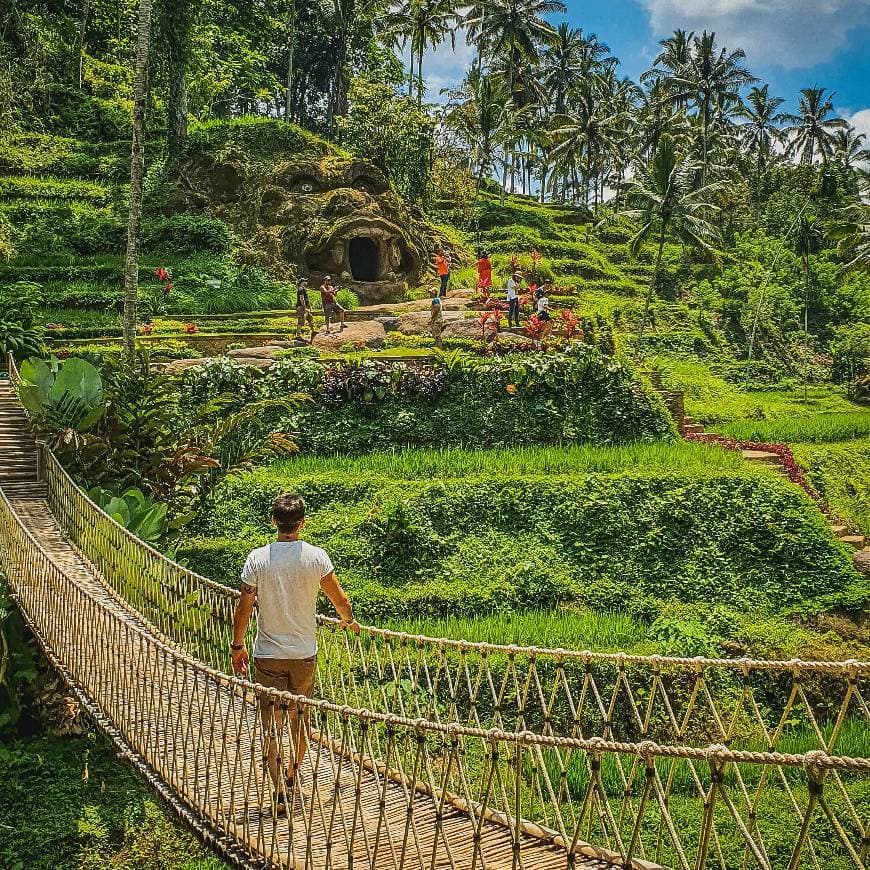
[435,247,451,297]
[476,249,492,294]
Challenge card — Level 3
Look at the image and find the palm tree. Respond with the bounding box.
[379,0,416,97]
[832,126,870,171]
[541,23,588,114]
[641,28,694,109]
[409,0,460,107]
[663,31,757,183]
[783,87,847,165]
[793,216,824,401]
[830,201,870,269]
[616,134,723,349]
[122,0,154,360]
[468,0,564,104]
[735,84,787,179]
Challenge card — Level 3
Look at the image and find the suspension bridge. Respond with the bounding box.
[0,356,868,870]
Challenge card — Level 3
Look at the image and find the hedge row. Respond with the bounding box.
[181,463,864,620]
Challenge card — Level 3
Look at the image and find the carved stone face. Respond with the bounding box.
[165,143,436,302]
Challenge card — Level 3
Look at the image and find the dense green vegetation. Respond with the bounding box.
[2,0,869,865]
[0,736,225,870]
[182,446,863,622]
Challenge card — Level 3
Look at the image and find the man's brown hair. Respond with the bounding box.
[272,493,306,533]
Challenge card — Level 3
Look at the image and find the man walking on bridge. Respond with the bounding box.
[230,493,359,812]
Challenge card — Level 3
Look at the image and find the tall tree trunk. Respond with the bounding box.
[122,0,154,361]
[77,0,91,88]
[284,0,296,122]
[417,43,424,107]
[165,3,193,161]
[408,42,414,98]
[638,227,667,355]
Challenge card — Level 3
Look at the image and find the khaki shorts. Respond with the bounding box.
[296,306,313,327]
[255,655,317,724]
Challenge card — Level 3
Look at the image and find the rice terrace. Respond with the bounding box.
[0,1,869,868]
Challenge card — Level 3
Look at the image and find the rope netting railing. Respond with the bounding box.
[2,354,870,868]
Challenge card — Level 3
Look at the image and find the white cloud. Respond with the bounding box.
[847,109,870,142]
[422,28,476,101]
[639,0,870,68]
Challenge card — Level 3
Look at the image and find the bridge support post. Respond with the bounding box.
[36,441,46,483]
[695,745,727,870]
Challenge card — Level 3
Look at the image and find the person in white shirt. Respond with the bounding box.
[536,280,553,342]
[231,493,358,812]
[506,271,522,327]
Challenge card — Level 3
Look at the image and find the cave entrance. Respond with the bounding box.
[349,237,379,281]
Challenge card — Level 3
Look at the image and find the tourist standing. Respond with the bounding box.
[476,250,492,294]
[506,270,522,328]
[319,276,346,333]
[429,291,444,349]
[536,280,553,342]
[231,494,359,812]
[435,248,451,297]
[294,278,314,343]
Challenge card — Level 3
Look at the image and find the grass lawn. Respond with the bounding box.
[0,736,226,870]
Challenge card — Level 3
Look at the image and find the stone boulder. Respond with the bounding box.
[312,320,387,351]
[398,310,463,335]
[442,318,485,340]
[227,345,284,359]
[161,358,210,375]
[854,549,870,575]
[375,315,400,332]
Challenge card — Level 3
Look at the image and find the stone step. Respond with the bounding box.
[830,524,849,536]
[683,424,706,435]
[840,535,866,550]
[741,450,781,464]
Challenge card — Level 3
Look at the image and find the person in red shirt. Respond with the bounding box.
[476,250,492,294]
[435,248,451,297]
[319,276,346,333]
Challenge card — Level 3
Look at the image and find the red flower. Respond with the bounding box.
[183,322,198,334]
[139,322,154,335]
[56,349,71,359]
[154,267,171,283]
[560,309,580,338]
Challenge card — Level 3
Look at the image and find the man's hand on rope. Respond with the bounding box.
[231,646,250,675]
[340,619,361,635]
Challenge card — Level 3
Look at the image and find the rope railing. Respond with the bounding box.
[3,352,869,868]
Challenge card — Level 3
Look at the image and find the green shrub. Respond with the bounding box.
[179,347,676,451]
[0,175,112,204]
[185,447,863,619]
[793,439,870,534]
[142,214,231,257]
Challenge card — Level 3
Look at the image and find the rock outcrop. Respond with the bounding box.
[159,119,455,303]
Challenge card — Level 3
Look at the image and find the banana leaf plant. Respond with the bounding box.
[17,357,106,453]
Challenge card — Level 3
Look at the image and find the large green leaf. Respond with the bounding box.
[49,357,103,407]
[19,358,52,403]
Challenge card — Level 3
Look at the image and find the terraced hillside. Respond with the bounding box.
[0,131,293,351]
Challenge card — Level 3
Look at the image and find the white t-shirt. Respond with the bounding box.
[241,541,334,659]
[506,279,520,300]
[536,296,549,313]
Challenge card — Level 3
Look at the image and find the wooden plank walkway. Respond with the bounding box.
[4,494,612,870]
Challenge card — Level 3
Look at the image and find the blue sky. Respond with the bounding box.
[424,0,870,138]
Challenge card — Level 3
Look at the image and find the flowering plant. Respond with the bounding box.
[685,432,827,509]
[139,322,155,335]
[183,323,198,334]
[560,309,580,338]
[523,314,547,343]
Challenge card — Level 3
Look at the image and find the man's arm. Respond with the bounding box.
[320,571,360,633]
[230,583,257,674]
